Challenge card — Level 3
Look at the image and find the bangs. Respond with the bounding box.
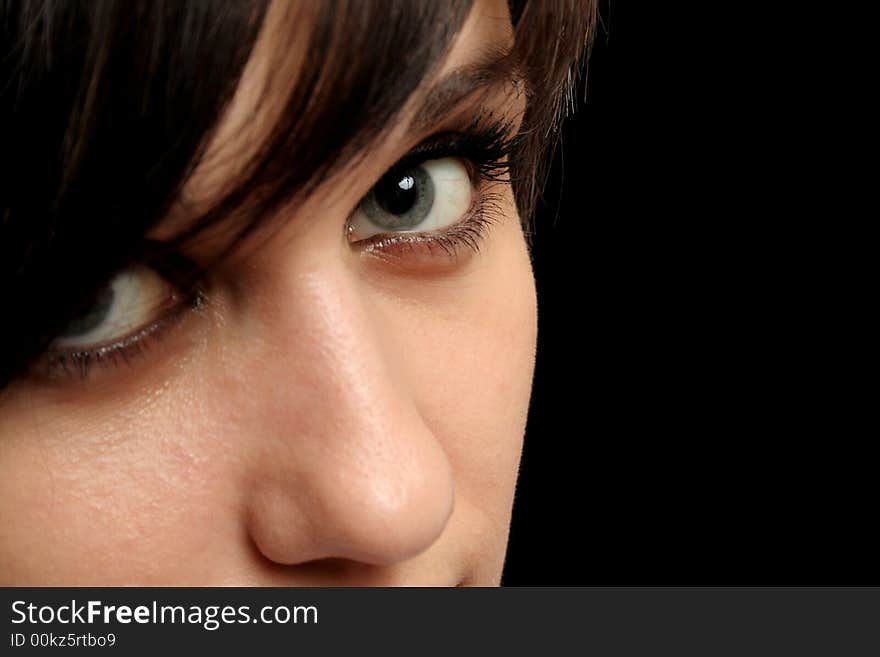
[172,0,477,252]
[169,0,596,253]
[0,0,595,386]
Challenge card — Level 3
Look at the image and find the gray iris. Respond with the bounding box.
[60,284,115,337]
[360,165,434,230]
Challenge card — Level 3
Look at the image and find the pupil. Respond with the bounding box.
[376,170,418,216]
[359,164,434,231]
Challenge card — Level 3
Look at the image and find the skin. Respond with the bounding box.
[0,0,536,586]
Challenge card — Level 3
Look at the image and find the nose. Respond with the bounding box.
[240,265,455,568]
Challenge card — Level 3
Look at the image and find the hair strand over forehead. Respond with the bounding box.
[0,0,596,388]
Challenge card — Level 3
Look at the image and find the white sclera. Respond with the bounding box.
[348,157,473,241]
[53,267,170,349]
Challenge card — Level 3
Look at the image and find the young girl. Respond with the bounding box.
[0,0,594,585]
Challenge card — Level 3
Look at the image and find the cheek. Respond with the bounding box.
[371,216,537,522]
[0,383,241,584]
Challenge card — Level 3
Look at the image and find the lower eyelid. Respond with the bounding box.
[356,201,504,273]
[353,185,504,258]
[37,291,202,383]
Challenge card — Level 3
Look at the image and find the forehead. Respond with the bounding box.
[435,0,515,75]
[174,0,515,219]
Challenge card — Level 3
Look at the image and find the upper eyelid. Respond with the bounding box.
[362,94,521,176]
[391,133,469,170]
[387,123,517,173]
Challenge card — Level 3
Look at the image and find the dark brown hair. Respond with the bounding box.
[0,0,595,388]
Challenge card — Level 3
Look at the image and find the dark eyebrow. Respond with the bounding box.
[408,45,521,135]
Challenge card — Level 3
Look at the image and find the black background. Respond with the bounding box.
[502,2,871,585]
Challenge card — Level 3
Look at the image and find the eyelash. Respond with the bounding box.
[352,117,517,257]
[40,118,518,382]
[40,250,205,382]
[44,291,202,381]
[397,117,517,185]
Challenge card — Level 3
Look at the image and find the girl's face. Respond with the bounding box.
[0,0,536,585]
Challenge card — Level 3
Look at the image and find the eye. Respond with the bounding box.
[347,157,474,242]
[51,266,179,351]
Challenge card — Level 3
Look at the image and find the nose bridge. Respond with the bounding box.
[244,265,455,568]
